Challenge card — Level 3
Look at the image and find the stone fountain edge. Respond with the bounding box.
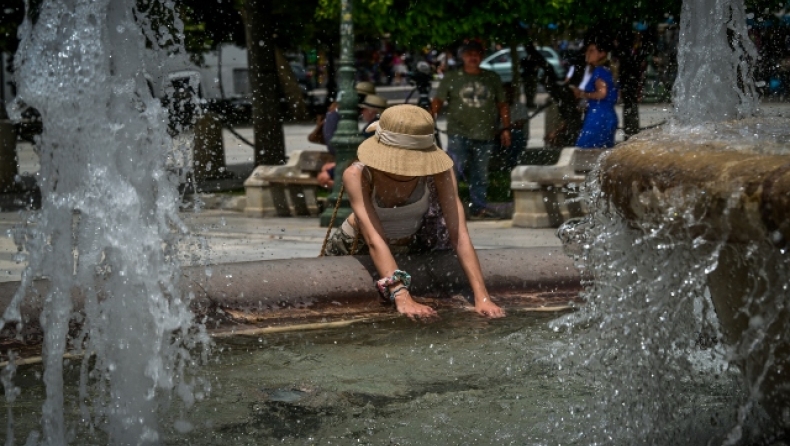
[0,247,581,322]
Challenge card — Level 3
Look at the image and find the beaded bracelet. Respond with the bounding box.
[376,270,412,299]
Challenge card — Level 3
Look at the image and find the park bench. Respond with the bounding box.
[510,148,606,228]
[243,150,333,217]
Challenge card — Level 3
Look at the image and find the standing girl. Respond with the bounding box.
[571,41,619,148]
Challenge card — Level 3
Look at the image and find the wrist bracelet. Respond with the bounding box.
[389,286,408,301]
[376,270,412,298]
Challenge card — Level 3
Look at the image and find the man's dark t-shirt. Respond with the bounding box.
[434,69,505,140]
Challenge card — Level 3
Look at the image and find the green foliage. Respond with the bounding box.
[314,0,688,48]
[175,0,340,54]
[177,1,246,53]
[557,0,681,28]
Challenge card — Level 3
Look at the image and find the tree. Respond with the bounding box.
[179,0,339,166]
[316,0,684,137]
[239,0,286,166]
[0,0,25,120]
[315,0,574,48]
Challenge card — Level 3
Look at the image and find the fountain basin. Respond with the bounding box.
[0,247,582,347]
[600,138,790,427]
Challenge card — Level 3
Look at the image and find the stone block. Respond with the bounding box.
[243,150,328,217]
[510,147,603,228]
[570,148,606,172]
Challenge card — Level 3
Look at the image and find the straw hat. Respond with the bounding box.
[359,94,387,111]
[354,81,376,96]
[357,105,453,176]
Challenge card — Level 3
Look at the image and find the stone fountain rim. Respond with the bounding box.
[599,137,790,245]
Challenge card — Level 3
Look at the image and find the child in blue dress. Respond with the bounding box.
[571,41,618,148]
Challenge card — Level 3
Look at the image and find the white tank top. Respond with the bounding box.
[342,163,430,240]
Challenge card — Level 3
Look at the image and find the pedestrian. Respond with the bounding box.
[317,94,387,188]
[436,49,457,78]
[359,94,387,137]
[321,104,506,320]
[313,82,377,189]
[570,40,619,149]
[392,53,408,85]
[431,40,511,219]
[323,81,376,156]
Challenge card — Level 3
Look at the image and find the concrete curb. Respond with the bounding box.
[0,247,580,322]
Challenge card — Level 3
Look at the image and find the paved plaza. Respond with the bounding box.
[0,210,562,283]
[5,101,789,284]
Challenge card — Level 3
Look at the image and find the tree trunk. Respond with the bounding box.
[620,52,642,139]
[242,0,286,166]
[0,56,14,192]
[615,31,644,140]
[0,56,7,120]
[324,42,337,112]
[509,40,520,106]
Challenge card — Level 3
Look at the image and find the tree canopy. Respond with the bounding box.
[314,0,684,48]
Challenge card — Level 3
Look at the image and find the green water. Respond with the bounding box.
[3,310,743,445]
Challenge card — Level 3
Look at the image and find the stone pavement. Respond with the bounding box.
[0,209,561,283]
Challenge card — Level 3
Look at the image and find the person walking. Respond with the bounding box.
[321,104,505,320]
[570,40,619,149]
[431,41,511,219]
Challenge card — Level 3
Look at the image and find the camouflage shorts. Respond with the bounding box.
[322,229,369,256]
[322,229,431,256]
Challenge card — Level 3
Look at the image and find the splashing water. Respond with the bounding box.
[673,0,759,124]
[558,142,790,441]
[555,169,748,444]
[3,0,208,443]
[555,0,790,442]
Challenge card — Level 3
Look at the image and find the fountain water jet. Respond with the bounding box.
[557,0,790,442]
[4,0,207,443]
[673,0,759,123]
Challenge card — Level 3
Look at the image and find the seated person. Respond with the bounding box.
[323,82,376,156]
[359,94,387,137]
[318,94,388,189]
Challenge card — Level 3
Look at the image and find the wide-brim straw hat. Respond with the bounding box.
[354,81,376,96]
[359,94,387,111]
[357,104,453,177]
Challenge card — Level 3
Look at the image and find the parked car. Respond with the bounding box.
[480,46,565,83]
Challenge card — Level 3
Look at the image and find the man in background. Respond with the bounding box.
[431,41,510,219]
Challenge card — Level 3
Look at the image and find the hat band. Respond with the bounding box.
[374,125,435,150]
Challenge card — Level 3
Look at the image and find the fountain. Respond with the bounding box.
[3,0,207,443]
[2,0,789,443]
[554,0,790,442]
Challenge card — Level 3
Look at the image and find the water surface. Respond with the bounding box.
[3,309,745,445]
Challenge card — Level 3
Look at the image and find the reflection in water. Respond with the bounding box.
[3,311,743,444]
